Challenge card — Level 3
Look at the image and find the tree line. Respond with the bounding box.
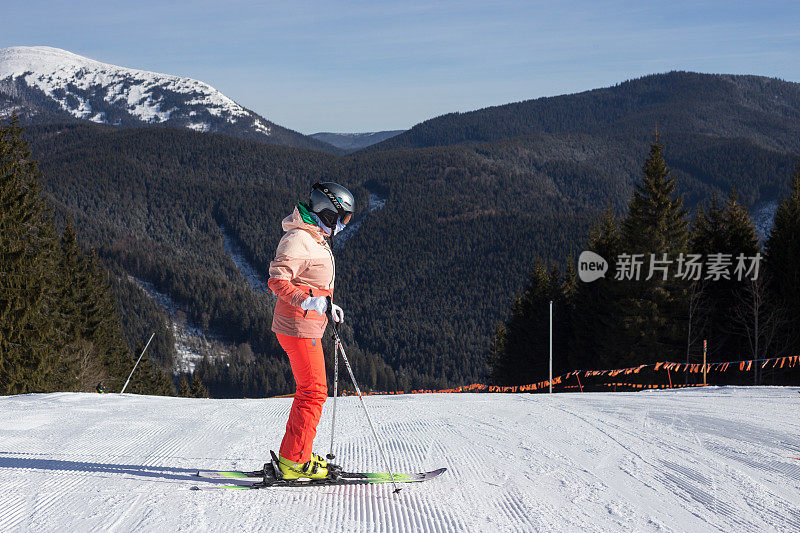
[491,135,800,386]
[19,118,800,397]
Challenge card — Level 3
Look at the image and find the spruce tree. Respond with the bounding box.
[490,262,551,385]
[178,374,191,397]
[764,160,800,353]
[0,117,61,394]
[0,118,175,395]
[723,192,759,258]
[618,135,689,364]
[691,195,726,257]
[688,196,724,363]
[58,219,84,343]
[569,208,626,369]
[86,252,132,386]
[622,135,689,255]
[490,262,572,386]
[690,192,760,361]
[189,371,210,398]
[126,348,174,396]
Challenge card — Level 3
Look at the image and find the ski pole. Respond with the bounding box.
[327,330,339,461]
[327,302,401,493]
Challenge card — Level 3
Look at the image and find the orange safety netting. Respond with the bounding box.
[331,354,799,397]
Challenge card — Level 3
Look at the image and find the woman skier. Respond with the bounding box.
[267,182,355,480]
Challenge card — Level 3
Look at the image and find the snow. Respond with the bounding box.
[335,191,386,248]
[0,46,259,130]
[0,387,798,532]
[753,200,778,241]
[186,122,210,132]
[368,191,387,212]
[219,225,269,294]
[130,277,231,373]
[90,111,107,124]
[253,118,272,135]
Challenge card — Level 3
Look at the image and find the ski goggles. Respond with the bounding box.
[317,209,353,228]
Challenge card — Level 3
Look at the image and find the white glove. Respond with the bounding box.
[300,296,328,316]
[331,303,344,323]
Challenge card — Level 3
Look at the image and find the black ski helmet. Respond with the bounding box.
[309,182,355,229]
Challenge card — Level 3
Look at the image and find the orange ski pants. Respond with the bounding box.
[277,333,327,463]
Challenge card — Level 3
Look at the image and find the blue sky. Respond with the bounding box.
[4,1,800,133]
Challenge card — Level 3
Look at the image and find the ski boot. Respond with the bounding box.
[276,452,330,480]
[315,452,343,478]
[310,453,327,468]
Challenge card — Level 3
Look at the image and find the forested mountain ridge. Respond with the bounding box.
[311,130,405,151]
[0,46,339,154]
[19,70,800,396]
[365,72,800,153]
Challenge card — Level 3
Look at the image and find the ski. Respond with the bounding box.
[191,468,446,490]
[191,450,445,490]
[195,468,267,480]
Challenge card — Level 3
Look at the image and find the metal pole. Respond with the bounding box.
[549,300,553,394]
[327,335,340,461]
[330,321,401,493]
[121,332,155,394]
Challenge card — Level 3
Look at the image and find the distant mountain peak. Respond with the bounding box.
[311,130,405,151]
[0,46,336,152]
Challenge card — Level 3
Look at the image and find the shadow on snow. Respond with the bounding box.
[0,453,236,486]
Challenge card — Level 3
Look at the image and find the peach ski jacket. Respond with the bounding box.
[267,204,334,339]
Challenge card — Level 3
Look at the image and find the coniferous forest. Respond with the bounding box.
[490,137,800,388]
[0,118,173,395]
[3,72,800,397]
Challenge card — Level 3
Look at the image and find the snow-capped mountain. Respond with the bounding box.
[0,46,336,152]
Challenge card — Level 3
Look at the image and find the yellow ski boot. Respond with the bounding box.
[311,452,342,477]
[311,453,327,469]
[277,453,329,480]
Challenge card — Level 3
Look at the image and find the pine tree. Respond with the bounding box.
[622,135,689,255]
[0,117,61,394]
[490,261,572,386]
[690,191,760,361]
[178,374,191,397]
[617,135,690,364]
[569,208,626,369]
[189,371,210,398]
[764,160,800,353]
[125,348,174,396]
[78,250,143,392]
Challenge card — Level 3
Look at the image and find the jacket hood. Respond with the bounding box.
[282,206,327,243]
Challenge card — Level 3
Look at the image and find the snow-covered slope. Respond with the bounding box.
[1,387,798,532]
[0,46,335,152]
[753,200,779,241]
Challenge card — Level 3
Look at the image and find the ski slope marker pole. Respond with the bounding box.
[549,300,553,394]
[327,309,401,493]
[703,339,707,386]
[121,332,155,394]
